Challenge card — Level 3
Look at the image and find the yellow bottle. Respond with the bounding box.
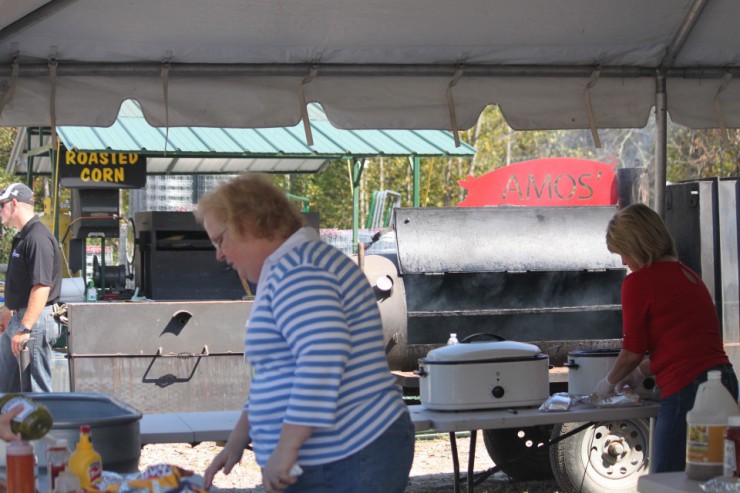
[69,425,103,489]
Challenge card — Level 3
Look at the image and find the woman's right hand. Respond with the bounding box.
[203,411,251,489]
[615,365,645,393]
[203,440,246,490]
[0,406,22,442]
[592,376,616,399]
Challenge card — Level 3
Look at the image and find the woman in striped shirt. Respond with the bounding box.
[197,173,414,493]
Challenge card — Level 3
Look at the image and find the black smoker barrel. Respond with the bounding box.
[135,211,245,300]
[392,206,626,367]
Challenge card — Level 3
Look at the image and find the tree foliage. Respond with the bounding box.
[0,127,56,263]
[0,127,18,262]
[0,111,739,234]
[272,107,740,228]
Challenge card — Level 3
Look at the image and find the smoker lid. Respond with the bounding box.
[422,340,543,363]
[393,206,623,274]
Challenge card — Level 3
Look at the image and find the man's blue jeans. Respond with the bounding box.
[285,412,415,493]
[652,364,738,473]
[0,306,57,393]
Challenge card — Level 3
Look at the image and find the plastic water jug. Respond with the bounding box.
[686,370,740,480]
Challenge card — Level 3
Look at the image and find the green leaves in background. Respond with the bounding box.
[272,107,740,229]
[1,108,739,233]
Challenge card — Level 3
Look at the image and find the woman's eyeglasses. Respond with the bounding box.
[211,228,227,250]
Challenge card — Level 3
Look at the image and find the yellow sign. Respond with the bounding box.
[59,146,146,188]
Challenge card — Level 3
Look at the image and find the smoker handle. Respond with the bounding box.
[143,345,210,388]
[461,333,506,343]
[155,345,210,357]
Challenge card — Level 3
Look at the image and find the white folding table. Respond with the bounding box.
[408,402,660,493]
[637,471,705,493]
[140,403,660,492]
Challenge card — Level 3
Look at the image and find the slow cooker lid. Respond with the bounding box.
[423,340,543,362]
[568,348,621,358]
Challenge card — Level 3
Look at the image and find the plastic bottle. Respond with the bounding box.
[6,438,35,493]
[724,415,740,477]
[0,394,54,440]
[86,282,97,302]
[686,370,740,480]
[69,425,103,489]
[47,437,71,492]
[54,468,82,493]
[446,333,459,345]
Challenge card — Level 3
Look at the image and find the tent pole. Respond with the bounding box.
[48,134,59,239]
[652,0,707,218]
[411,156,420,207]
[654,74,667,218]
[351,158,365,253]
[25,128,36,185]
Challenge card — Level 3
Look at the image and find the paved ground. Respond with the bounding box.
[139,433,562,492]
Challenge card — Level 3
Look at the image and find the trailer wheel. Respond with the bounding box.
[482,425,555,480]
[549,419,650,493]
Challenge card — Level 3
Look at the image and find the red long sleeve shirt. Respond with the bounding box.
[620,261,729,398]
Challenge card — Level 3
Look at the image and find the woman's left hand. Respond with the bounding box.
[262,447,300,493]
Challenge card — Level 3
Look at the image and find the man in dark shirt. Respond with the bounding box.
[0,183,61,392]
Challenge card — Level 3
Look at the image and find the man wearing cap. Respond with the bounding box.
[0,183,61,392]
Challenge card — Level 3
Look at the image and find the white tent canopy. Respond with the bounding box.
[0,0,737,133]
[1,0,739,212]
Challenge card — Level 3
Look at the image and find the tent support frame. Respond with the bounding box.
[0,62,738,80]
[654,75,668,218]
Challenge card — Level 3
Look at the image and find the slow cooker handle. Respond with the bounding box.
[460,333,506,343]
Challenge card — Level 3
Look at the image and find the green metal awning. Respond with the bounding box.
[8,99,475,250]
[9,100,475,176]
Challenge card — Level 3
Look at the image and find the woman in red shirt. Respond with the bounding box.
[592,203,737,473]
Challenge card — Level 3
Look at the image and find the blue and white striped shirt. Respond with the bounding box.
[244,227,406,467]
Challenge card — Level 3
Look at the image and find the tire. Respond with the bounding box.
[482,425,555,480]
[549,419,650,493]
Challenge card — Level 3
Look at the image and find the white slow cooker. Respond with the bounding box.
[417,338,550,411]
[565,349,659,398]
[564,349,620,395]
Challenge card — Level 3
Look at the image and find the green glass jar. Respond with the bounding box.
[0,394,54,440]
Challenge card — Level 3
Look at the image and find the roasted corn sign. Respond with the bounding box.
[58,145,146,188]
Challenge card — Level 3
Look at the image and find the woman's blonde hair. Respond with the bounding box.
[193,173,304,241]
[605,203,677,269]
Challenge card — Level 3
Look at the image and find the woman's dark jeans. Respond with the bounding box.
[285,412,415,493]
[652,364,739,473]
